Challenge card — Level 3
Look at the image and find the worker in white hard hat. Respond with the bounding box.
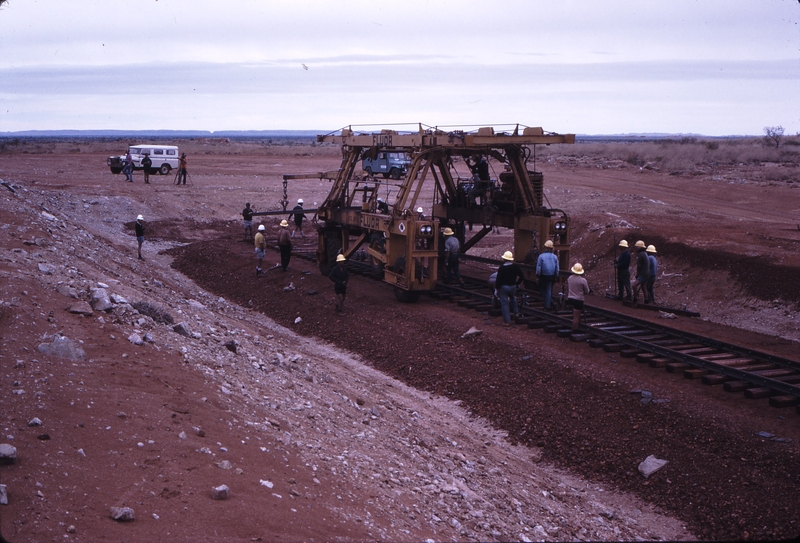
[278,219,292,271]
[416,207,424,219]
[615,239,632,301]
[328,253,349,313]
[376,197,389,214]
[443,227,464,285]
[631,240,650,306]
[567,263,591,332]
[535,239,560,310]
[495,250,525,325]
[645,245,658,304]
[135,215,145,260]
[289,198,307,239]
[254,224,267,275]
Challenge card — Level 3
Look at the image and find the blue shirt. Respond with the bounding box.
[536,251,559,277]
[647,254,658,278]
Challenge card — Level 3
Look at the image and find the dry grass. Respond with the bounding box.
[540,136,800,173]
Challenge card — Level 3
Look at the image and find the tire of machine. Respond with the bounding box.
[318,233,342,276]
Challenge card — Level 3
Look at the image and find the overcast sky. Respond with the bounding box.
[1,0,798,135]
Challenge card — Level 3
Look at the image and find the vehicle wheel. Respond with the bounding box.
[318,233,342,276]
[159,164,171,175]
[365,167,372,176]
[394,287,421,303]
[390,168,401,180]
[110,168,122,174]
[382,172,390,179]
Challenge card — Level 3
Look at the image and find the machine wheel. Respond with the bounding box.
[394,287,421,303]
[110,167,122,174]
[159,164,171,175]
[318,233,342,276]
[389,168,401,180]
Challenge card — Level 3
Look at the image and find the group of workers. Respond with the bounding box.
[615,239,658,305]
[495,244,590,332]
[245,198,349,312]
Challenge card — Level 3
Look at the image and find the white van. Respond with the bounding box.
[107,144,180,175]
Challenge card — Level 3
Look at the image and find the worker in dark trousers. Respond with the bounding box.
[631,240,650,306]
[328,254,349,312]
[242,202,254,240]
[645,245,658,304]
[135,214,145,260]
[289,199,306,238]
[177,153,188,185]
[567,263,591,331]
[615,240,632,301]
[277,219,292,270]
[536,240,559,310]
[141,153,152,184]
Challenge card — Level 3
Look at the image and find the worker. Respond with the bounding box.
[567,263,591,332]
[141,153,152,184]
[376,197,389,214]
[277,219,292,271]
[443,227,463,285]
[495,250,524,325]
[631,240,650,306]
[135,214,145,260]
[535,240,559,310]
[254,224,267,276]
[328,253,349,312]
[242,202,254,240]
[416,207,425,220]
[615,240,632,301]
[646,245,658,304]
[289,198,306,238]
[177,153,188,185]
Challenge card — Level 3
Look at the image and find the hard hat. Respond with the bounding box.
[336,254,346,262]
[137,215,144,221]
[544,240,554,249]
[646,245,657,253]
[443,227,454,236]
[258,224,265,231]
[571,263,585,275]
[377,197,384,203]
[416,207,423,213]
[501,251,514,261]
[618,240,628,248]
[297,199,303,204]
[280,220,288,227]
[635,240,646,248]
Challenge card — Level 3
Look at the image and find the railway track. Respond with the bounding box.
[287,246,800,415]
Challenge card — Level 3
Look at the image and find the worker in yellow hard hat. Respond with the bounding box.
[495,251,524,325]
[567,263,591,331]
[535,239,559,310]
[328,253,349,312]
[278,219,292,271]
[631,240,650,306]
[645,245,658,304]
[615,239,632,301]
[443,227,464,285]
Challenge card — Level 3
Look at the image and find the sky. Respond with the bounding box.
[0,0,798,136]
